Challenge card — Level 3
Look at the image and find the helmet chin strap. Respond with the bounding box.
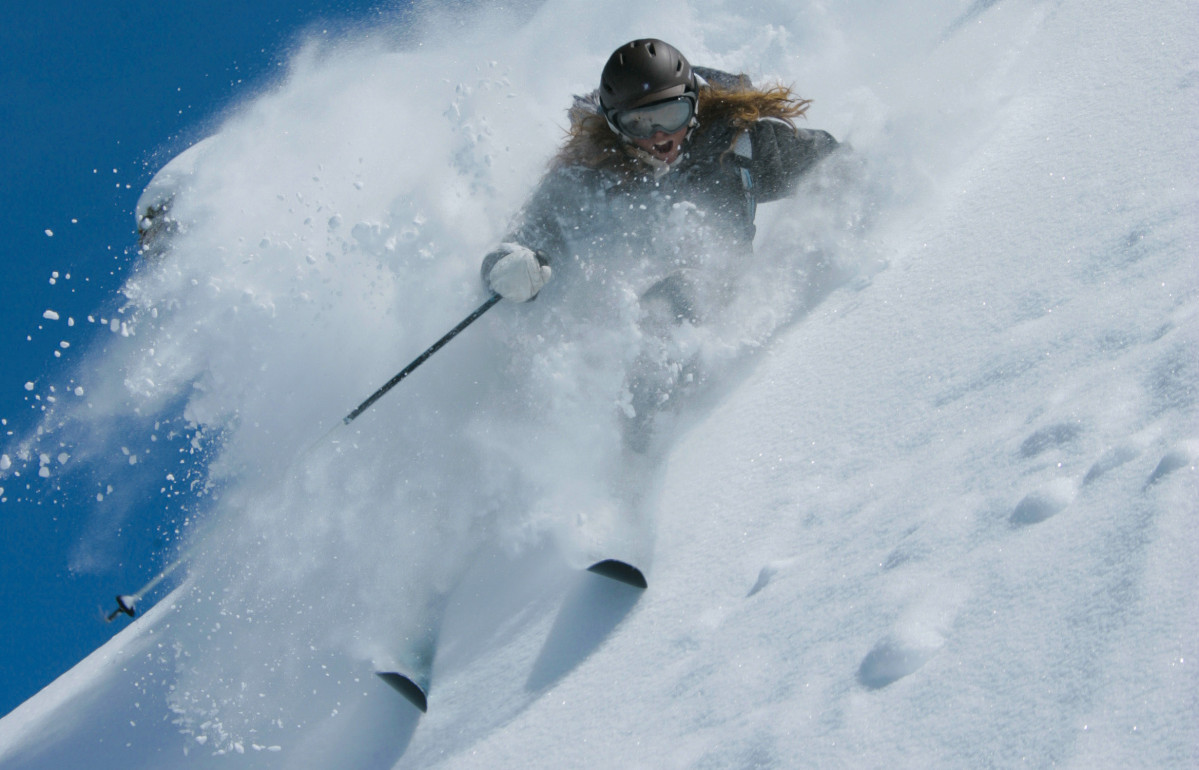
[616,115,701,179]
[627,146,678,179]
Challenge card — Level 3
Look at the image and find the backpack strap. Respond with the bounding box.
[731,129,757,238]
[692,67,760,233]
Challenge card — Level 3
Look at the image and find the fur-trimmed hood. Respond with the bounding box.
[553,82,813,178]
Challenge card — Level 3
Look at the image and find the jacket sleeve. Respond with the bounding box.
[749,120,839,203]
[481,166,580,280]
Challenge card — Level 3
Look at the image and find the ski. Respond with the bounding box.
[375,560,644,712]
[586,558,648,589]
[376,671,429,713]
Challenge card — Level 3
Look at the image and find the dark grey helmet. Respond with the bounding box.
[599,39,697,113]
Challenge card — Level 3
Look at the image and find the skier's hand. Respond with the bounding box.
[485,244,551,302]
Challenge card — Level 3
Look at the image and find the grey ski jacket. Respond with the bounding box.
[483,70,839,299]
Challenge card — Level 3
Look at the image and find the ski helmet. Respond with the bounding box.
[599,39,697,114]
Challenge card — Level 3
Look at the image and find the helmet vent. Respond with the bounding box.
[647,41,657,56]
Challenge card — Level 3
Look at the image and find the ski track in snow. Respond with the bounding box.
[2,0,1197,767]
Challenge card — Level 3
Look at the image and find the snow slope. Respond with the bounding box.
[2,0,1196,767]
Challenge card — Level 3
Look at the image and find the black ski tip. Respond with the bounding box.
[587,559,648,589]
[376,671,429,713]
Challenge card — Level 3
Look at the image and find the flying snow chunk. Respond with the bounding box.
[0,455,10,470]
[24,382,35,391]
[43,310,60,321]
[44,229,54,237]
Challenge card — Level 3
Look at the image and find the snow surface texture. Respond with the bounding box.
[2,0,1197,766]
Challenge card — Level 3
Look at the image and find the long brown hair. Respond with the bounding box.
[700,83,811,129]
[554,82,812,174]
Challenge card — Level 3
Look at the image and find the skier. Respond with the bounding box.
[482,38,839,449]
[123,40,844,714]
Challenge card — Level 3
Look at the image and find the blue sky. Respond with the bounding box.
[0,0,397,717]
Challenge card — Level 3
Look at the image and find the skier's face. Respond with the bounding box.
[631,126,688,164]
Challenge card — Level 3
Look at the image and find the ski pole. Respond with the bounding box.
[106,291,503,622]
[106,551,186,621]
[341,292,501,425]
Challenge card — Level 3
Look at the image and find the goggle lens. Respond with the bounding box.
[614,97,695,139]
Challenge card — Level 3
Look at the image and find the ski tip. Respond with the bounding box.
[376,671,429,713]
[587,559,648,589]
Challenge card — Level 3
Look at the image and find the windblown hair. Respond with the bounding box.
[555,82,812,174]
[701,83,811,129]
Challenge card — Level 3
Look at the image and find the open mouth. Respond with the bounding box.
[652,139,675,156]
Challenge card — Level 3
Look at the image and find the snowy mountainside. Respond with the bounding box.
[2,0,1197,767]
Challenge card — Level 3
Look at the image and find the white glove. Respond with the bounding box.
[486,243,551,302]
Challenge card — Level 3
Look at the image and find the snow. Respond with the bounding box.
[1,0,1197,767]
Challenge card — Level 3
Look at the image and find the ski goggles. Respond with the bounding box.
[609,95,696,140]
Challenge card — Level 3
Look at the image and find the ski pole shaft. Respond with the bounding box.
[342,292,501,425]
